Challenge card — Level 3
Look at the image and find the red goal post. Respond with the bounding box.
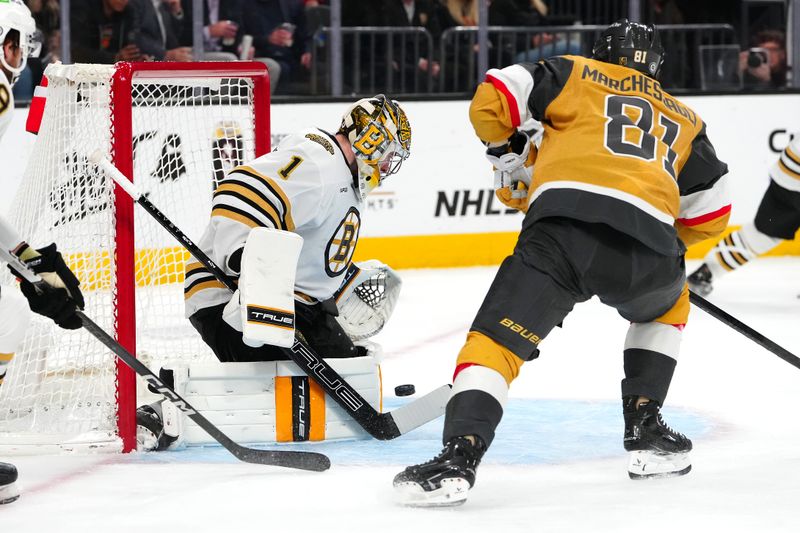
[0,62,270,453]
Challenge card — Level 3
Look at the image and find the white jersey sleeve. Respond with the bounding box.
[185,128,362,317]
[0,71,13,142]
[0,74,21,254]
[769,136,800,192]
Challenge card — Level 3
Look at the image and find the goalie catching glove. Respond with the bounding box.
[9,243,85,330]
[334,260,401,341]
[485,130,538,213]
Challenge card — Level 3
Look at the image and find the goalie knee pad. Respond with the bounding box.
[225,227,304,348]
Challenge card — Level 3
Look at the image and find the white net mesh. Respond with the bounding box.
[0,63,261,452]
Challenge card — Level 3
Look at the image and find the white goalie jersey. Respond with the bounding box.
[185,128,363,317]
[0,71,13,141]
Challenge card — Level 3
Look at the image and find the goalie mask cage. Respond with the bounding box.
[0,62,270,453]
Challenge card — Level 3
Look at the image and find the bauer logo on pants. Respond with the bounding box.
[246,305,295,329]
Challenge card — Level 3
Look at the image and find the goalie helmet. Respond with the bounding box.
[0,0,40,85]
[339,95,411,200]
[592,19,664,80]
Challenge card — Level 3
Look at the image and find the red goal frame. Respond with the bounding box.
[110,62,270,451]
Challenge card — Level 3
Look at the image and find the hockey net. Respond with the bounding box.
[0,62,269,453]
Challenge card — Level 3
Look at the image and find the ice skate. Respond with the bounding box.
[687,263,714,296]
[393,436,485,507]
[0,462,19,505]
[623,397,692,480]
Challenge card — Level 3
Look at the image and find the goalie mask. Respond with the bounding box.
[339,95,411,200]
[0,0,40,85]
[592,19,664,80]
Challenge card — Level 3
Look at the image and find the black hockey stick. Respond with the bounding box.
[689,290,800,370]
[92,153,450,440]
[0,248,330,472]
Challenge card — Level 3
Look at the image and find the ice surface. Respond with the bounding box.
[2,259,799,532]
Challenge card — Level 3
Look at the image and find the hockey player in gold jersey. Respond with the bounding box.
[688,135,800,295]
[394,20,730,507]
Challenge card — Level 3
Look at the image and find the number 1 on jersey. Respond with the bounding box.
[278,156,303,179]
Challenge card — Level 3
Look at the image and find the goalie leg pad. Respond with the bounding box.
[170,352,383,445]
[239,227,304,348]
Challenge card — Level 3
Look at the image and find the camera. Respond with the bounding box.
[747,47,769,69]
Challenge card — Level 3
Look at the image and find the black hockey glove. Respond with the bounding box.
[9,243,85,330]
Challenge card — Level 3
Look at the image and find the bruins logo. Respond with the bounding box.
[325,207,361,277]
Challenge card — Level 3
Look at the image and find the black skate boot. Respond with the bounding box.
[393,436,486,507]
[623,396,692,479]
[687,263,714,296]
[0,462,19,504]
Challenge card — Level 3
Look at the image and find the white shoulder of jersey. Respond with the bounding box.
[0,71,14,142]
[226,128,356,231]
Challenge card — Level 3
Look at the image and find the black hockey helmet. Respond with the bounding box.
[591,19,664,79]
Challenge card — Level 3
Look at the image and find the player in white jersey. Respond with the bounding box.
[136,96,411,448]
[688,135,800,295]
[185,94,410,360]
[0,0,86,505]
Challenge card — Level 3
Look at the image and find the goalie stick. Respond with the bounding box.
[0,247,330,472]
[92,152,450,440]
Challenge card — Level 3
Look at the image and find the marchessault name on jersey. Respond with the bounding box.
[579,64,697,126]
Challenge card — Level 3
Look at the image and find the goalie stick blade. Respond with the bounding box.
[377,384,452,439]
[288,341,450,440]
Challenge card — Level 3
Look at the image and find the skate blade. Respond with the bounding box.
[0,483,20,505]
[628,450,691,480]
[393,478,470,507]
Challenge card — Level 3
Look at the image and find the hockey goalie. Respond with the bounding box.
[137,95,411,449]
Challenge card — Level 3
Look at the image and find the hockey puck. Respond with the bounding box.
[394,384,416,397]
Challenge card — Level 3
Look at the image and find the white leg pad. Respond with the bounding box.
[239,227,304,348]
[173,352,383,444]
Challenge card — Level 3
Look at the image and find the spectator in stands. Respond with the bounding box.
[133,0,193,61]
[648,0,683,24]
[437,0,477,27]
[436,0,477,91]
[71,0,146,63]
[28,0,59,61]
[740,29,787,89]
[177,0,280,92]
[179,0,241,60]
[379,0,442,92]
[489,0,581,64]
[645,0,686,89]
[240,0,310,93]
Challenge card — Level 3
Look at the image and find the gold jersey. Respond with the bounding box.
[470,55,730,255]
